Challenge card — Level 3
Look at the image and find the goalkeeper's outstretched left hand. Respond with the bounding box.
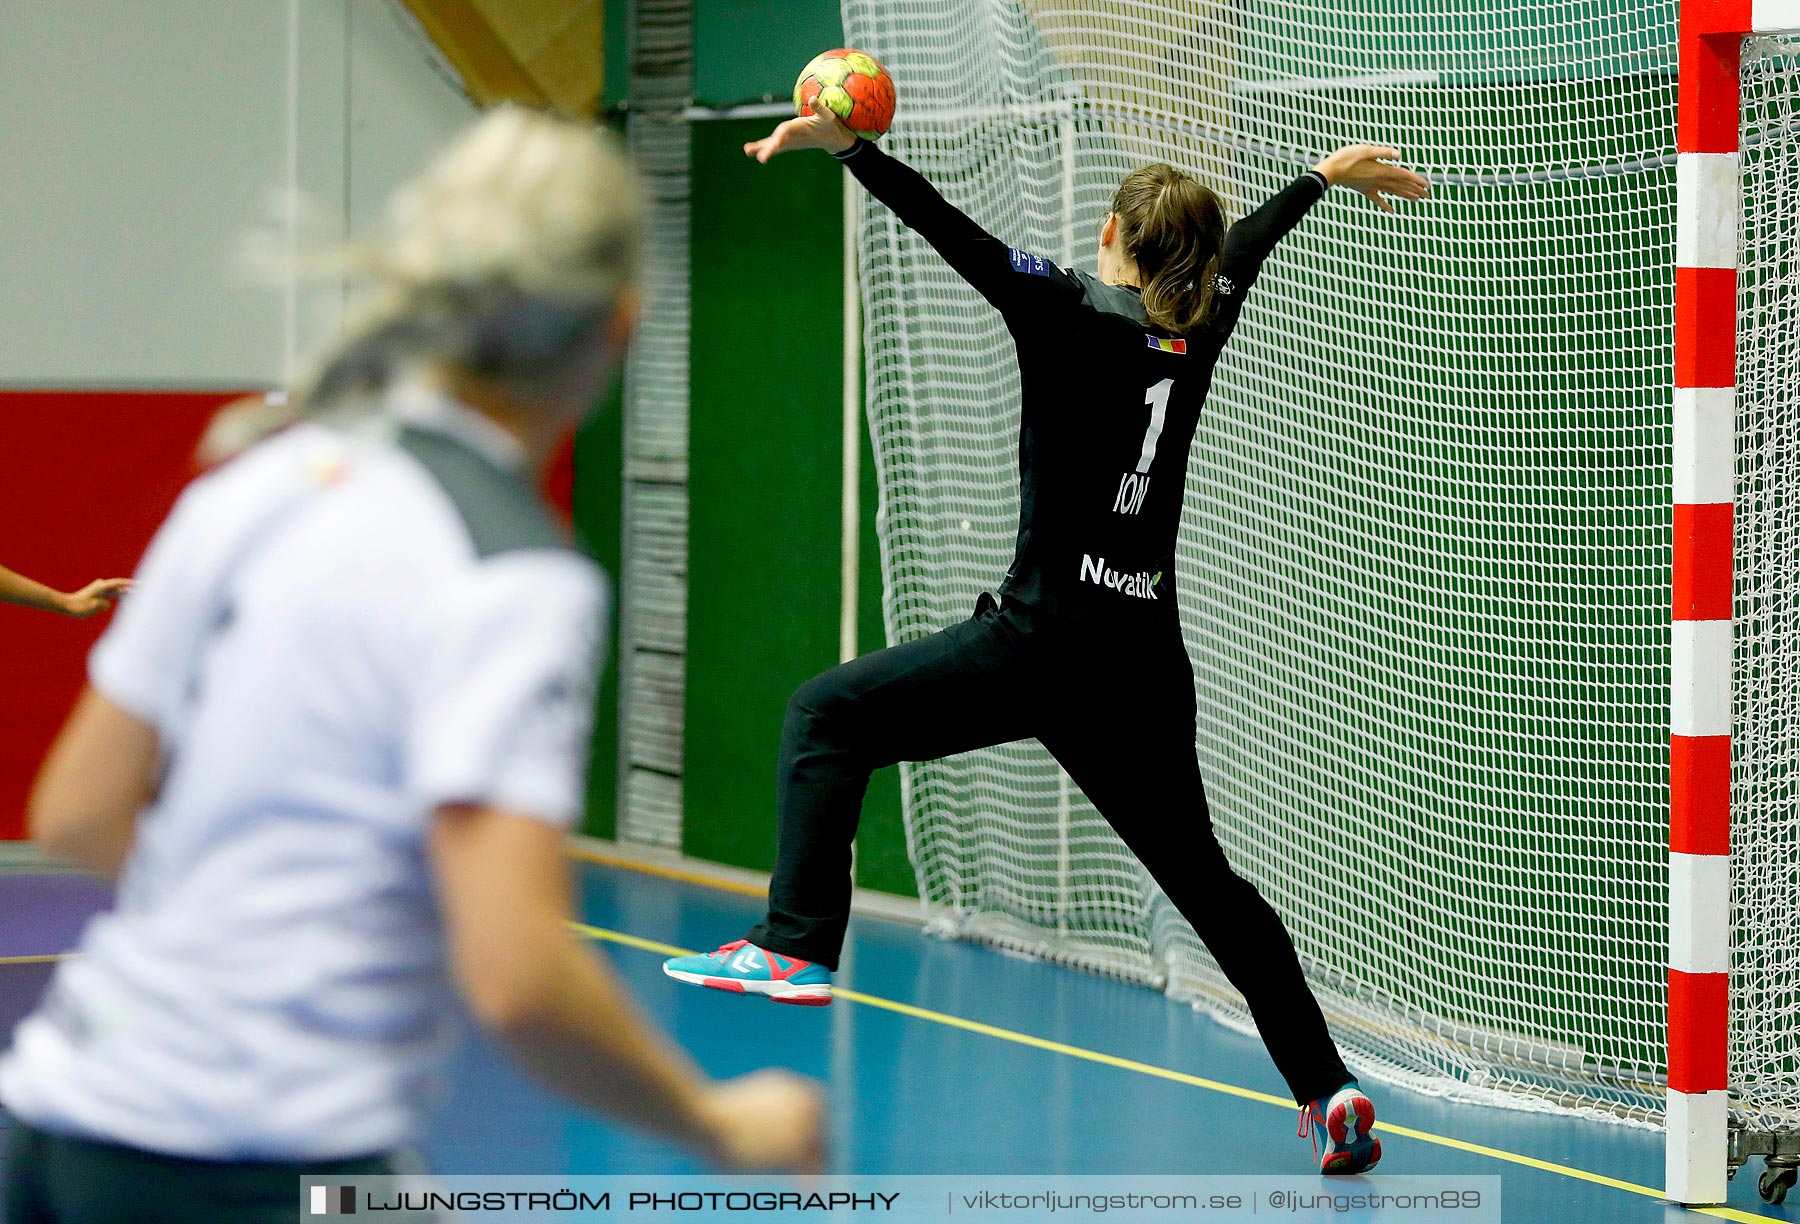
[1313,145,1431,213]
[744,103,857,163]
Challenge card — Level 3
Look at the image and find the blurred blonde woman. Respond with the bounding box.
[1,106,821,1224]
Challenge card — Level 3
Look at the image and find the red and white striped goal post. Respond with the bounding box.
[1671,0,1800,1204]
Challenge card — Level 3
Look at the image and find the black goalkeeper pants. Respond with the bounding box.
[746,593,1352,1108]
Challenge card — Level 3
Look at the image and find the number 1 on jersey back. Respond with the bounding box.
[1137,379,1172,473]
[1114,379,1173,517]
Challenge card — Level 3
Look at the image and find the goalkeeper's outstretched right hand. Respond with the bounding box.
[744,103,857,163]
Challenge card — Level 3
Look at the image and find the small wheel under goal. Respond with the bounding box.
[1758,1165,1797,1205]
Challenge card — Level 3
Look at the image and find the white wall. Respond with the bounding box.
[0,0,475,387]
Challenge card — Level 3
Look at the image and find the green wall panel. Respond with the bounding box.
[602,0,629,108]
[683,118,912,894]
[694,0,842,107]
[685,118,846,872]
[575,385,626,840]
[599,0,914,892]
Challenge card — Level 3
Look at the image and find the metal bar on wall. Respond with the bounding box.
[616,0,692,848]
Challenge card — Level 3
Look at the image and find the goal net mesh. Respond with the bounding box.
[1734,36,1800,1141]
[847,0,1682,1123]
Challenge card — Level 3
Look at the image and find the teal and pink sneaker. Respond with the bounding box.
[661,940,833,1006]
[1299,1083,1381,1174]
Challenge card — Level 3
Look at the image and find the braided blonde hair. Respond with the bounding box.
[303,103,644,408]
[208,105,643,462]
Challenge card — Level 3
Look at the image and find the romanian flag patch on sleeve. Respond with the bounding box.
[1145,335,1188,354]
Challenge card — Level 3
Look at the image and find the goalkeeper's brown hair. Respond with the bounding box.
[1111,163,1226,334]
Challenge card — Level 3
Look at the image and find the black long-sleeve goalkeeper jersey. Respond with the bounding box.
[837,138,1328,624]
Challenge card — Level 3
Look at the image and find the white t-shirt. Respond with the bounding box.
[0,390,607,1160]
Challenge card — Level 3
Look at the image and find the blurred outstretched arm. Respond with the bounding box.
[0,564,129,618]
[430,805,827,1172]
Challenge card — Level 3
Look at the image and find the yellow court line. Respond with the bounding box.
[568,921,1772,1223]
[1705,1205,1788,1222]
[566,845,769,901]
[0,922,1770,1217]
[569,924,690,959]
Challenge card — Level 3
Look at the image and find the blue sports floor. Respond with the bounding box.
[0,859,1793,1223]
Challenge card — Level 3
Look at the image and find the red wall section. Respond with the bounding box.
[0,391,242,839]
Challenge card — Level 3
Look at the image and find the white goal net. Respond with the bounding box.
[848,0,1692,1123]
[1733,36,1800,1142]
